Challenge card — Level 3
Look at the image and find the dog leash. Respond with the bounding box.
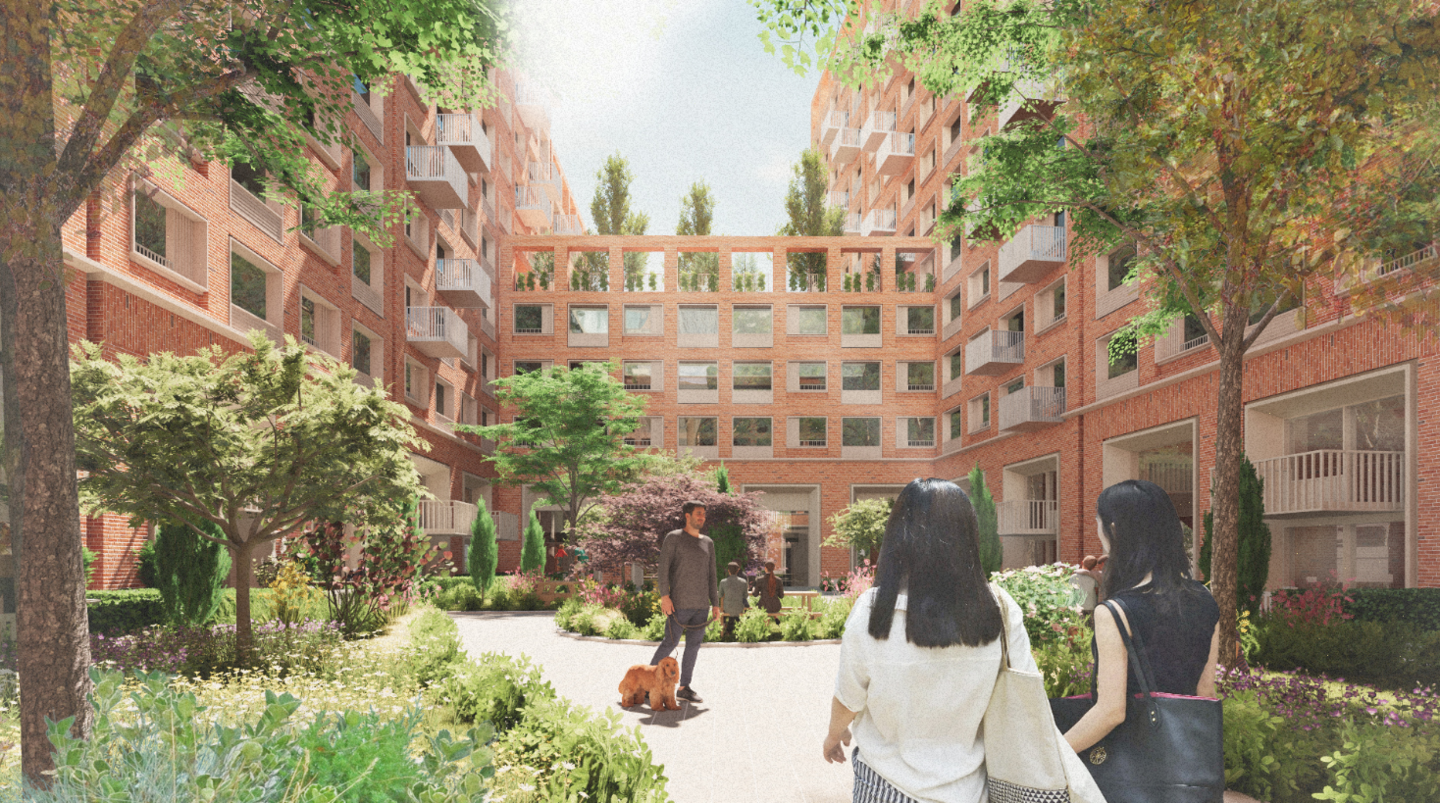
[667,611,717,631]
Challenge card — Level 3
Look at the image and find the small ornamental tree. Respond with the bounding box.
[1202,455,1272,614]
[152,518,231,627]
[468,498,499,600]
[823,498,893,561]
[581,472,772,580]
[968,465,1003,576]
[520,511,546,575]
[297,511,433,639]
[714,462,733,494]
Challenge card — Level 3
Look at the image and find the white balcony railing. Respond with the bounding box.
[514,185,551,229]
[552,213,583,235]
[998,386,1066,431]
[435,258,493,309]
[831,126,861,166]
[844,212,862,235]
[829,191,850,209]
[821,109,849,148]
[417,500,479,536]
[230,179,283,241]
[998,224,1067,284]
[862,208,896,236]
[406,306,469,359]
[998,500,1060,535]
[965,329,1025,375]
[1249,450,1405,515]
[405,146,468,208]
[877,131,916,176]
[435,112,490,173]
[861,110,897,151]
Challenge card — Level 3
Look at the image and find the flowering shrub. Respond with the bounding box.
[1269,580,1355,628]
[267,559,321,627]
[90,619,345,678]
[840,560,876,599]
[990,563,1087,649]
[297,518,433,638]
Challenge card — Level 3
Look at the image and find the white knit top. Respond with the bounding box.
[833,585,1036,803]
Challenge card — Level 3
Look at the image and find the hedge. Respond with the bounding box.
[1343,588,1440,631]
[86,589,164,635]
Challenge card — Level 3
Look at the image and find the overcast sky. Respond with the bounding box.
[512,0,820,239]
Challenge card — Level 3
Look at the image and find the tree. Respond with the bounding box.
[823,498,892,560]
[589,153,652,285]
[580,472,772,579]
[677,181,719,290]
[0,0,507,780]
[778,147,844,288]
[759,0,1440,663]
[458,362,654,552]
[1202,455,1272,616]
[713,462,733,495]
[152,518,231,627]
[468,497,499,600]
[71,332,424,661]
[967,465,1002,576]
[520,511,546,575]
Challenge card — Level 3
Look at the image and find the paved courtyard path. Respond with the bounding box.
[451,611,1264,803]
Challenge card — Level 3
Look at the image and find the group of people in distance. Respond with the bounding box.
[647,478,1219,803]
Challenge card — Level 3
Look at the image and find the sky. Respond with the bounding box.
[512,0,821,240]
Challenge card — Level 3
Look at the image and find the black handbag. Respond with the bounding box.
[1049,598,1225,803]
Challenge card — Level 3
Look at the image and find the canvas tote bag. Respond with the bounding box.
[983,586,1107,803]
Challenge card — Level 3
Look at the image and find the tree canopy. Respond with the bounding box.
[779,147,844,287]
[677,180,719,290]
[588,153,651,286]
[823,497,892,558]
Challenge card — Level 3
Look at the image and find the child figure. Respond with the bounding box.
[718,561,748,640]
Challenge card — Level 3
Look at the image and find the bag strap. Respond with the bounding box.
[991,584,1013,671]
[1100,598,1162,728]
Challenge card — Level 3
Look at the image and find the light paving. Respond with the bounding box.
[450,611,1265,803]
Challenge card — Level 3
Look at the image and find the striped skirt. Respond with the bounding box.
[852,748,922,803]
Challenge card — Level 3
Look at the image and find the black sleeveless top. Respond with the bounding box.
[1094,581,1219,697]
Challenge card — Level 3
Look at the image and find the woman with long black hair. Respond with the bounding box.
[1062,479,1221,752]
[823,477,1034,803]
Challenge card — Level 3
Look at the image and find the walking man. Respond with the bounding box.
[652,501,720,703]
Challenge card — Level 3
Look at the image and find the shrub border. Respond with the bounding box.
[553,628,840,647]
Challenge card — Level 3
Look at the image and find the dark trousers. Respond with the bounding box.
[651,607,707,688]
[722,614,740,640]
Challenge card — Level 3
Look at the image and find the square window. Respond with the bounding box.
[514,361,545,375]
[798,417,827,446]
[733,363,773,391]
[842,362,880,391]
[514,305,544,333]
[841,418,880,447]
[624,306,653,333]
[907,417,936,446]
[622,361,653,390]
[796,306,827,334]
[907,306,935,334]
[679,306,719,334]
[733,307,773,334]
[230,252,267,320]
[568,306,608,334]
[841,306,880,335]
[732,417,773,447]
[907,362,935,390]
[797,362,827,391]
[679,362,718,391]
[678,417,718,446]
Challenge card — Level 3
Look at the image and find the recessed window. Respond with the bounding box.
[679,362,719,391]
[435,380,452,420]
[906,417,936,447]
[1107,331,1138,379]
[732,417,773,447]
[948,352,964,381]
[907,362,935,391]
[842,417,881,447]
[841,306,880,335]
[678,417,718,447]
[733,363,773,391]
[353,239,372,284]
[795,306,827,334]
[679,305,719,334]
[352,148,372,191]
[798,417,827,447]
[352,328,372,376]
[948,408,963,440]
[842,362,880,391]
[906,306,935,335]
[948,292,964,323]
[624,306,655,334]
[514,360,545,375]
[514,305,544,334]
[404,359,427,403]
[568,306,608,334]
[969,263,991,306]
[1005,377,1025,396]
[230,252,268,320]
[622,361,653,390]
[969,393,991,432]
[733,307,773,334]
[797,362,827,391]
[1108,246,1136,292]
[1051,282,1067,320]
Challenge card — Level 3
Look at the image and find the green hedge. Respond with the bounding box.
[1343,588,1440,631]
[1255,617,1440,691]
[86,589,164,635]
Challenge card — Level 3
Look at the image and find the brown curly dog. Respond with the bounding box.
[618,656,681,711]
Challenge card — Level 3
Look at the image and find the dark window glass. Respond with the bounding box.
[230,252,267,319]
[134,192,167,259]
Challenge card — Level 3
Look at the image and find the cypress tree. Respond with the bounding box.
[714,461,733,494]
[1201,454,1272,613]
[153,518,231,626]
[968,464,1003,575]
[468,498,499,600]
[520,511,546,575]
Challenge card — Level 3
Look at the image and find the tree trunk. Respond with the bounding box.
[1,0,93,785]
[233,540,255,664]
[1209,304,1247,668]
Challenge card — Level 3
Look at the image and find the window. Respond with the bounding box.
[352,148,372,191]
[1005,377,1025,396]
[514,305,544,334]
[842,418,881,447]
[678,417,718,447]
[1003,306,1025,333]
[622,361,653,390]
[798,417,827,446]
[732,417,773,447]
[679,305,719,334]
[949,352,964,382]
[353,239,372,283]
[797,362,827,391]
[733,306,773,334]
[906,306,935,334]
[231,162,266,198]
[969,393,991,432]
[907,362,935,391]
[1106,331,1138,379]
[1051,281,1066,320]
[132,180,208,288]
[906,417,936,447]
[404,359,427,403]
[679,362,718,391]
[134,192,167,260]
[568,306,608,334]
[1051,359,1067,389]
[969,264,991,304]
[434,380,451,420]
[795,305,827,334]
[514,360,545,375]
[733,363,773,391]
[624,417,657,447]
[230,252,267,320]
[842,362,880,391]
[841,306,880,335]
[352,328,372,376]
[1248,288,1300,325]
[300,296,317,346]
[624,306,654,333]
[949,115,962,146]
[948,292,964,322]
[1108,246,1136,292]
[1183,314,1208,344]
[949,408,963,440]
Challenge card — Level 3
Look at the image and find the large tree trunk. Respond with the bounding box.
[0,0,94,785]
[233,539,256,664]
[1209,302,1247,668]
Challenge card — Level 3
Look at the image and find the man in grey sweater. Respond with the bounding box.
[650,500,720,702]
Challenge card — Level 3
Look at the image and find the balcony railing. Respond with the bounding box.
[514,81,549,129]
[552,213,583,235]
[831,126,861,166]
[514,185,551,229]
[406,306,469,359]
[821,109,848,148]
[861,111,896,151]
[877,131,915,176]
[405,146,467,208]
[829,190,850,209]
[435,258,493,309]
[965,329,1025,375]
[844,212,862,235]
[998,386,1066,432]
[998,500,1060,536]
[417,500,479,536]
[999,76,1061,130]
[528,160,561,204]
[230,179,283,241]
[1250,450,1405,515]
[435,112,490,173]
[862,208,896,236]
[998,224,1067,283]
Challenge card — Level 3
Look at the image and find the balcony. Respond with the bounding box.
[998,76,1061,130]
[998,386,1066,432]
[514,185,551,229]
[405,146,467,209]
[830,126,861,166]
[435,258,493,309]
[862,208,896,236]
[552,213,583,235]
[229,179,283,241]
[528,160,561,205]
[514,82,548,129]
[406,306,469,359]
[417,500,478,536]
[877,132,915,176]
[1251,450,1405,516]
[998,224,1067,283]
[435,113,490,173]
[861,111,896,151]
[997,500,1059,536]
[965,330,1024,375]
[843,212,862,235]
[821,109,848,148]
[829,191,850,210]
